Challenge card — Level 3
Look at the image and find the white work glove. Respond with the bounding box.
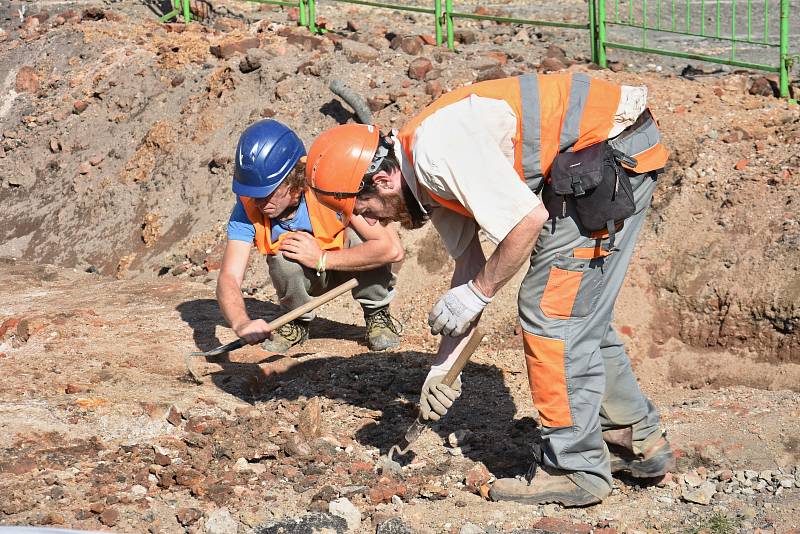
[428,281,492,337]
[419,367,462,422]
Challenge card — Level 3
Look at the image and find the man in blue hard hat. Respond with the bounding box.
[216,119,404,353]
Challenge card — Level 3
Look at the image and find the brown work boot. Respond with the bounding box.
[364,307,402,351]
[260,320,309,354]
[604,428,676,478]
[489,467,602,507]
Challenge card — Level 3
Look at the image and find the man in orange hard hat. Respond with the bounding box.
[305,73,676,507]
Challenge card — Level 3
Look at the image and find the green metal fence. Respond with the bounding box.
[159,0,193,23]
[304,0,442,42]
[160,0,796,99]
[440,1,597,62]
[595,0,796,97]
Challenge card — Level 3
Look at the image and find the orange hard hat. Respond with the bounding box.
[306,124,380,221]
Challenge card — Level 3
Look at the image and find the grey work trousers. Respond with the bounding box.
[517,172,662,500]
[265,228,396,322]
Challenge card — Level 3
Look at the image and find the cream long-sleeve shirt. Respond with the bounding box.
[397,87,648,259]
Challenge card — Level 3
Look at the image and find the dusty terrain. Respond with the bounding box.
[1,0,799,532]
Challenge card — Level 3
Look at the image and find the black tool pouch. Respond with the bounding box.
[550,142,637,249]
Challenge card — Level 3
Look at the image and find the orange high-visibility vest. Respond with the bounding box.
[239,188,345,255]
[397,73,669,218]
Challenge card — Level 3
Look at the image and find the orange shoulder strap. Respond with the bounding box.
[425,190,474,218]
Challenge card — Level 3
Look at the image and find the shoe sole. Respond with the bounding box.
[488,488,600,508]
[261,336,308,355]
[611,450,676,478]
[367,338,401,352]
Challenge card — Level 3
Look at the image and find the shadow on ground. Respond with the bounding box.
[176,298,536,478]
[177,297,366,352]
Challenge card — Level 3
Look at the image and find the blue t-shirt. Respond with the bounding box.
[227,194,313,245]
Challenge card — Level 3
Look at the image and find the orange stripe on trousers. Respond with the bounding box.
[523,331,573,427]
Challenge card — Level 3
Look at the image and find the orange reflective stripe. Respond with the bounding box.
[523,331,573,427]
[239,190,345,255]
[574,79,621,151]
[539,266,582,319]
[426,190,473,218]
[626,142,669,173]
[573,246,610,259]
[536,74,572,177]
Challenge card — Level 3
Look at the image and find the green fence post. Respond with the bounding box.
[445,0,455,50]
[589,0,598,64]
[182,0,192,23]
[435,0,443,46]
[158,0,179,23]
[596,0,608,67]
[308,0,317,32]
[298,0,307,27]
[779,0,789,98]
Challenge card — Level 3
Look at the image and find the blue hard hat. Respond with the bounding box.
[233,119,306,198]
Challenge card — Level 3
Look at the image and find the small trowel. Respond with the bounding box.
[386,327,486,463]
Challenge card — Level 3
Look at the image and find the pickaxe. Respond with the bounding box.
[184,278,359,384]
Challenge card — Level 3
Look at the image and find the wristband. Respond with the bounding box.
[316,252,328,277]
[467,280,493,304]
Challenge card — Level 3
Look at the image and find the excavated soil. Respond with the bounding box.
[1,0,799,532]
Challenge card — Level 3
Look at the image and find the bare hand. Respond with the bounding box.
[233,319,272,345]
[279,232,323,269]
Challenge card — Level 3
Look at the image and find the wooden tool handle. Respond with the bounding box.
[266,277,358,330]
[442,327,485,386]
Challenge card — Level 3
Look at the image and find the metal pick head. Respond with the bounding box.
[386,418,428,462]
[402,418,427,445]
[386,444,409,463]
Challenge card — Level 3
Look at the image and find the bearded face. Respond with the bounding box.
[355,188,426,230]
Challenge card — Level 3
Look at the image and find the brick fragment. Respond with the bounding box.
[398,35,423,55]
[749,76,775,97]
[342,40,380,63]
[209,37,260,59]
[99,508,119,526]
[15,67,39,93]
[425,80,443,99]
[408,57,433,80]
[464,463,491,493]
[540,57,566,72]
[476,65,506,82]
[176,507,202,526]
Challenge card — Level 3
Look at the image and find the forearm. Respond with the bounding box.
[473,203,548,298]
[430,237,486,365]
[216,274,250,329]
[324,241,401,272]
